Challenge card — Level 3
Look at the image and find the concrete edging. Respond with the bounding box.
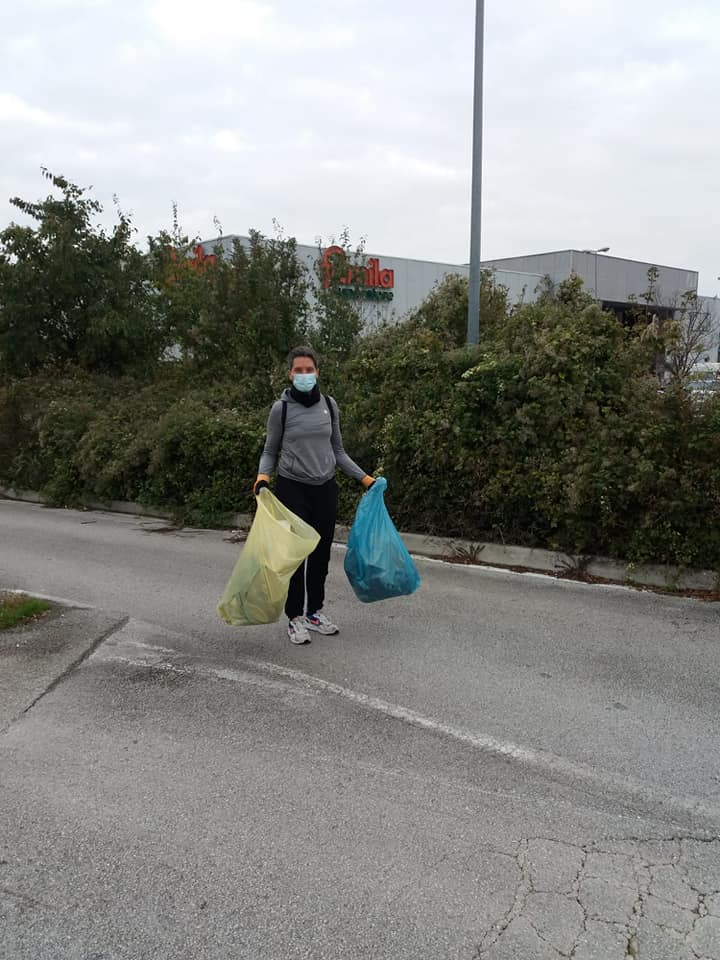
[2,487,718,594]
[0,487,176,521]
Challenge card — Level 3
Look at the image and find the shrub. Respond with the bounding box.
[2,175,719,570]
[137,398,266,526]
[336,275,720,568]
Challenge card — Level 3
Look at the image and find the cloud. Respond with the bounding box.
[211,130,253,153]
[147,0,275,46]
[0,92,131,138]
[321,149,462,184]
[30,0,110,6]
[0,0,718,294]
[0,93,56,126]
[146,0,354,51]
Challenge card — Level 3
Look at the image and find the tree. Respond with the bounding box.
[629,267,714,386]
[646,290,713,385]
[145,222,312,399]
[0,170,163,377]
[311,230,371,358]
[144,203,208,363]
[337,269,511,508]
[411,269,510,347]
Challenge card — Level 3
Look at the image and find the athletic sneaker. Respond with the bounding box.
[288,617,311,645]
[304,611,340,636]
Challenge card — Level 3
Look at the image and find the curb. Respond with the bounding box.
[2,487,718,595]
[0,487,175,521]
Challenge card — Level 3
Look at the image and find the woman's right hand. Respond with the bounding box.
[254,475,270,496]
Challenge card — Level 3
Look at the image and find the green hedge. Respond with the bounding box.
[336,278,720,571]
[0,370,267,526]
[2,279,719,571]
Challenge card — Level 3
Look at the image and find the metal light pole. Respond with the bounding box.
[584,246,610,301]
[467,0,485,345]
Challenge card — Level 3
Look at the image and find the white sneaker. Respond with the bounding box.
[288,617,311,644]
[304,611,339,636]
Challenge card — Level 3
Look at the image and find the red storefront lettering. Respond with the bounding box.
[322,245,394,291]
[168,244,217,273]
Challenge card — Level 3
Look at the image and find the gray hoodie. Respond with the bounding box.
[258,389,366,486]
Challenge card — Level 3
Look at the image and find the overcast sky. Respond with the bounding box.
[2,0,719,293]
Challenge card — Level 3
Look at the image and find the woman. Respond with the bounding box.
[254,346,374,644]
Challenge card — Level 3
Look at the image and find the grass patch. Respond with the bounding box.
[0,592,51,630]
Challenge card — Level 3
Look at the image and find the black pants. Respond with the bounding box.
[275,476,338,620]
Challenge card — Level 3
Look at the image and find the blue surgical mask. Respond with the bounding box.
[293,373,317,393]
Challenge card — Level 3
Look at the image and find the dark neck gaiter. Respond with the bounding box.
[290,383,321,407]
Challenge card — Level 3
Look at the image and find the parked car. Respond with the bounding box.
[689,362,720,401]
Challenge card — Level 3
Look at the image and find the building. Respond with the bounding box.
[199,236,718,360]
[200,235,542,323]
[698,296,720,363]
[486,250,718,362]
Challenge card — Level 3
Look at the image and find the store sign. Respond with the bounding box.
[321,245,394,302]
[168,244,217,273]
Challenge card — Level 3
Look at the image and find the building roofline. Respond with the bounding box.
[482,266,546,279]
[201,234,472,271]
[484,249,698,276]
[201,234,239,247]
[202,236,699,280]
[482,249,573,263]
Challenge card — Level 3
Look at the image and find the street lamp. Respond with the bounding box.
[583,246,610,300]
[467,0,485,345]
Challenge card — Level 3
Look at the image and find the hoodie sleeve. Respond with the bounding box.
[329,399,367,482]
[257,401,284,477]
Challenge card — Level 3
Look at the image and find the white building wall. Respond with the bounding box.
[294,243,472,321]
[483,251,699,306]
[490,268,544,305]
[200,236,706,331]
[201,235,541,324]
[698,295,720,363]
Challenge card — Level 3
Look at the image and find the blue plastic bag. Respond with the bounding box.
[344,477,421,603]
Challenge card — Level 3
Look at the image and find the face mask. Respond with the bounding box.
[293,373,317,393]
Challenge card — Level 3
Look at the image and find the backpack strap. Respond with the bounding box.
[280,399,288,444]
[324,395,337,430]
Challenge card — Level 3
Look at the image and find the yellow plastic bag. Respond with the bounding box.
[217,488,320,626]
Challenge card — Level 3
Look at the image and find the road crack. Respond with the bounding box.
[1,615,129,734]
[479,835,720,960]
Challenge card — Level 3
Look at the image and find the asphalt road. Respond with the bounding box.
[1,498,719,959]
